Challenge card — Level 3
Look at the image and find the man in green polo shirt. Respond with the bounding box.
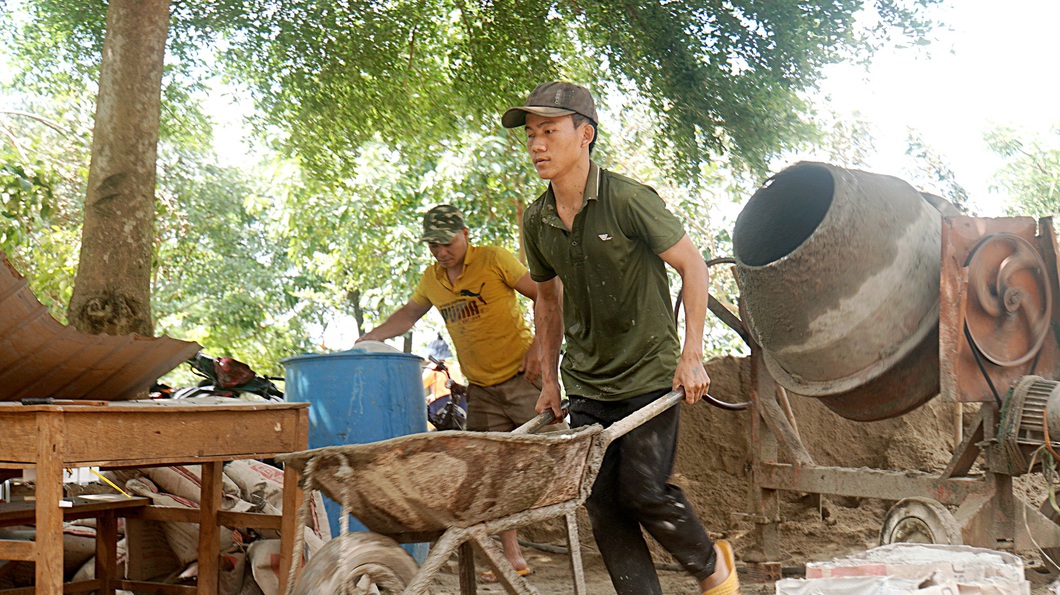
[503,82,739,595]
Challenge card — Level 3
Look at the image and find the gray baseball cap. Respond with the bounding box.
[502,81,599,129]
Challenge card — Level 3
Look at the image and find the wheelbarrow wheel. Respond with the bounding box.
[291,532,419,595]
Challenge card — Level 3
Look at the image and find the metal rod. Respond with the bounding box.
[776,386,800,442]
[704,392,751,411]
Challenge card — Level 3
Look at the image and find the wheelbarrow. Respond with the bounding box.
[277,388,714,594]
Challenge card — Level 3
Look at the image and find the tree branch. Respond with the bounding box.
[0,110,73,136]
[0,120,28,162]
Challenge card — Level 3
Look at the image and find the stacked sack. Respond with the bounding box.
[776,543,1029,595]
[103,460,330,594]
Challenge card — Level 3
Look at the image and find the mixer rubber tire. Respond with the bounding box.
[879,498,963,546]
[291,531,419,595]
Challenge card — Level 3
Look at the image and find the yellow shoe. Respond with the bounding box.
[701,540,740,595]
[478,567,533,583]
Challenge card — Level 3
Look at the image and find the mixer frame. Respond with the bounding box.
[728,215,1060,563]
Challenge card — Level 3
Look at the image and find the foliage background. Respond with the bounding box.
[0,0,982,380]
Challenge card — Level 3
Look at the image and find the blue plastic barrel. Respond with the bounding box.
[282,348,428,562]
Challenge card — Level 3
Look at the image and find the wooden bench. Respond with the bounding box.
[0,495,149,594]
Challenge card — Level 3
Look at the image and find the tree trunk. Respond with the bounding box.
[348,288,365,336]
[68,0,170,337]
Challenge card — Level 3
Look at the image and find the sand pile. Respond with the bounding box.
[522,354,1052,575]
[668,354,968,564]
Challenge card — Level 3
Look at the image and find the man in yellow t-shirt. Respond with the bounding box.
[357,204,560,576]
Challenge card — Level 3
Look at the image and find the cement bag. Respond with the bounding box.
[219,551,249,595]
[124,518,182,582]
[778,576,1026,595]
[143,465,242,506]
[69,536,128,583]
[247,539,281,595]
[225,460,285,508]
[246,521,329,595]
[304,490,331,543]
[805,543,1025,585]
[776,575,931,594]
[62,524,100,578]
[174,550,251,595]
[225,460,332,542]
[918,584,1030,595]
[0,525,99,579]
[225,459,271,508]
[126,476,241,566]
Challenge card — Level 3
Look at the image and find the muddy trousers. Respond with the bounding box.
[569,388,717,595]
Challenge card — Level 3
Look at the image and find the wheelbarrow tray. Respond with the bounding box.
[278,425,603,535]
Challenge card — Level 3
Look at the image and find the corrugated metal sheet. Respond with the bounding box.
[0,253,201,401]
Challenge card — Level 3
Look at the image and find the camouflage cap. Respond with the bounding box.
[420,205,466,243]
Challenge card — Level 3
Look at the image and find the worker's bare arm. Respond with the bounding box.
[659,234,711,404]
[356,300,432,343]
[513,272,538,301]
[534,276,565,419]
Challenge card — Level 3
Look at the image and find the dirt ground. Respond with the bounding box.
[426,547,1056,594]
[427,355,1060,594]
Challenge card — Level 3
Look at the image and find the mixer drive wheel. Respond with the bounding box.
[291,532,418,595]
[880,498,963,546]
[965,232,1053,367]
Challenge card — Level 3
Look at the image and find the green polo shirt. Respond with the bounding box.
[522,161,686,401]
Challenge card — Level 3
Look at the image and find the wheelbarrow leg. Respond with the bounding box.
[458,542,477,595]
[565,511,587,595]
[470,530,539,594]
[403,527,467,595]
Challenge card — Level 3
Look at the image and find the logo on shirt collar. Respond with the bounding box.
[598,233,613,241]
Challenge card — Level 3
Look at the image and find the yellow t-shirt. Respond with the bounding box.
[411,245,533,386]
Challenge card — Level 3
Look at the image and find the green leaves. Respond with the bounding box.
[0,103,87,317]
[987,125,1060,219]
[1,0,950,366]
[152,146,318,373]
[0,159,54,251]
[6,0,945,185]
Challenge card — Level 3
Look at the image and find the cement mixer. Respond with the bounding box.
[733,162,946,421]
[720,161,1060,569]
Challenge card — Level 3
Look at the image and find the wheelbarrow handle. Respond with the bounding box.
[602,389,686,444]
[514,389,747,438]
[512,402,568,435]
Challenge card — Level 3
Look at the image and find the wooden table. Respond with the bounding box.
[0,399,309,594]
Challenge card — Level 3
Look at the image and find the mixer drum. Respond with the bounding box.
[733,162,942,421]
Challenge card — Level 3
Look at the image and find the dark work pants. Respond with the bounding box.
[570,388,716,595]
